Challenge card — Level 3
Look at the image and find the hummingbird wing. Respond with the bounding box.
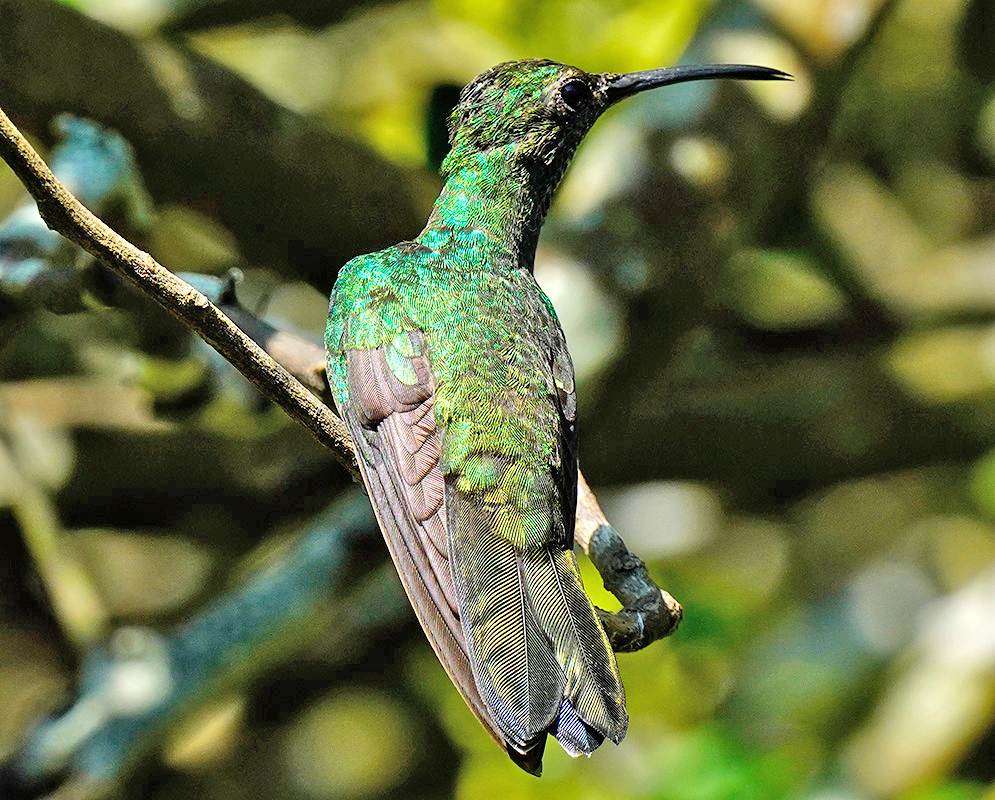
[338,329,504,748]
[330,270,625,774]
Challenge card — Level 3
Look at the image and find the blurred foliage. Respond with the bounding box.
[4,0,995,799]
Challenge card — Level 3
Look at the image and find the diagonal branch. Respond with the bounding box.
[0,105,358,479]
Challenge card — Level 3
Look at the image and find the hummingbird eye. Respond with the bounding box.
[558,79,593,112]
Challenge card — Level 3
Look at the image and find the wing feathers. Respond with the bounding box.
[342,340,507,748]
[379,410,443,518]
[339,331,626,776]
[353,428,462,645]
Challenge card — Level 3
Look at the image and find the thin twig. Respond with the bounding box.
[0,105,358,479]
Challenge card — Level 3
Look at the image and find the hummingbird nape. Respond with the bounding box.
[325,59,789,775]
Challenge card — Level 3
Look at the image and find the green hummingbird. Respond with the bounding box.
[325,59,789,774]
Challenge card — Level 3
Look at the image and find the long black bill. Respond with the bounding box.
[604,64,792,103]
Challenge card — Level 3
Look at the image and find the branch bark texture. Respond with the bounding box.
[0,105,358,476]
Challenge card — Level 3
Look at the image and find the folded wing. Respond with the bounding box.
[339,328,626,775]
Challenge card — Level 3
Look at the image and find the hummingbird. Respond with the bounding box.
[325,58,789,775]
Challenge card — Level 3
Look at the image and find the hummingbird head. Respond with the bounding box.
[443,58,790,181]
[431,58,789,264]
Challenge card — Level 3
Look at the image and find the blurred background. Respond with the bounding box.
[2,0,995,798]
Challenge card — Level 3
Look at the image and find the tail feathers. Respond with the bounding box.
[507,737,546,776]
[553,698,605,756]
[448,487,628,773]
[447,492,564,750]
[525,547,628,745]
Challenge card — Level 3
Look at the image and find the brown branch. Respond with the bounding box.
[0,104,359,479]
[218,296,332,404]
[576,471,683,651]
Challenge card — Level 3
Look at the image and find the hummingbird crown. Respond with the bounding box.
[443,59,605,177]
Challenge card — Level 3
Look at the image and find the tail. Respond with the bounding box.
[528,545,628,754]
[447,488,627,774]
